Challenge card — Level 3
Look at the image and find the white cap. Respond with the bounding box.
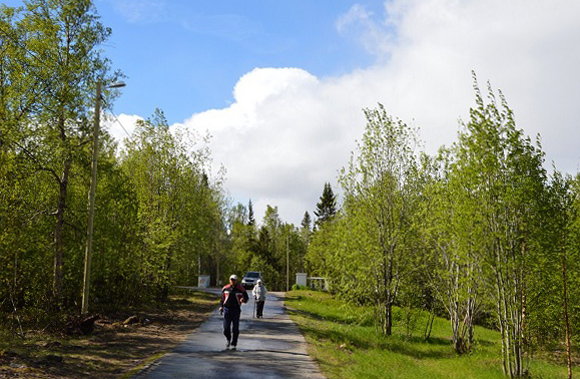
[257,279,262,283]
[229,274,238,280]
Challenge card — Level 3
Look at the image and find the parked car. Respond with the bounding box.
[241,271,261,289]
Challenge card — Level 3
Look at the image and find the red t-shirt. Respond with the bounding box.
[220,283,248,310]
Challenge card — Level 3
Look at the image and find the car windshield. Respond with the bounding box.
[245,272,260,278]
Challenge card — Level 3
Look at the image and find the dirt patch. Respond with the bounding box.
[0,291,219,379]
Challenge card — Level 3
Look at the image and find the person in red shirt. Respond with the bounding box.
[219,274,249,350]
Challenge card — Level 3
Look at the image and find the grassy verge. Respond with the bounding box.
[0,290,218,378]
[286,290,568,379]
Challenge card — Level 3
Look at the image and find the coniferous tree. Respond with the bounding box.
[248,199,255,227]
[298,211,312,272]
[300,211,312,250]
[314,183,337,227]
[301,211,312,232]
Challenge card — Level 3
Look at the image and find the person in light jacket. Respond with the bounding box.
[252,279,267,318]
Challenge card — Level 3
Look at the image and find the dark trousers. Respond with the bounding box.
[223,308,241,345]
[256,300,265,317]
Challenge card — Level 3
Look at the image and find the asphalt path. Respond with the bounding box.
[133,288,325,379]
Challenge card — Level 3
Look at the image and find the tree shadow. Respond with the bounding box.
[289,307,461,361]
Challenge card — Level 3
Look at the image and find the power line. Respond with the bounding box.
[103,102,133,141]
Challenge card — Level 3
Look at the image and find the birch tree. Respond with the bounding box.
[420,149,483,353]
[530,171,580,379]
[338,103,420,335]
[452,77,546,377]
[0,0,116,306]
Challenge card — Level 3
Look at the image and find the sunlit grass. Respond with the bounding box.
[286,290,568,379]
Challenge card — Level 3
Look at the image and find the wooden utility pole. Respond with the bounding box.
[286,234,290,292]
[562,244,572,379]
[82,82,102,314]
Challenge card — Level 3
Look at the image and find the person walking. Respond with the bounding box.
[219,274,249,350]
[252,279,267,319]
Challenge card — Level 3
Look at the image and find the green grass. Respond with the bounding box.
[286,290,568,379]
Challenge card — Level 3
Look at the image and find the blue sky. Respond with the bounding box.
[96,0,384,124]
[6,0,580,226]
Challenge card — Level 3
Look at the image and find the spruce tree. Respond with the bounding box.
[314,183,337,227]
[248,199,255,226]
[300,211,313,252]
[301,211,312,231]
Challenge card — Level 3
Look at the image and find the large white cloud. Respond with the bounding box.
[182,67,362,225]
[122,0,580,225]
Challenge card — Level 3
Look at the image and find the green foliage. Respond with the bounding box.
[287,290,568,379]
[314,183,337,227]
[291,284,308,291]
[119,109,226,299]
[2,4,579,376]
[305,81,580,376]
[0,0,117,310]
[0,1,228,321]
[331,103,422,335]
[447,77,548,376]
[222,202,309,291]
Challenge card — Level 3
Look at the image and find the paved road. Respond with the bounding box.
[133,289,325,379]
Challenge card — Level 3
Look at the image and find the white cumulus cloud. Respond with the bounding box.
[182,67,360,225]
[118,0,580,226]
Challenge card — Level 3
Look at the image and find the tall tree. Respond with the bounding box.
[121,109,224,298]
[300,211,312,245]
[297,211,312,272]
[548,172,573,379]
[2,0,115,303]
[0,0,232,320]
[248,199,255,226]
[338,103,420,336]
[314,183,337,227]
[301,211,312,231]
[226,202,254,277]
[451,77,546,377]
[420,149,483,354]
[527,171,579,379]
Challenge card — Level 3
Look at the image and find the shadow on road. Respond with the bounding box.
[134,289,325,379]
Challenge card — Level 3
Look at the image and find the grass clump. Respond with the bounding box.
[286,290,568,379]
